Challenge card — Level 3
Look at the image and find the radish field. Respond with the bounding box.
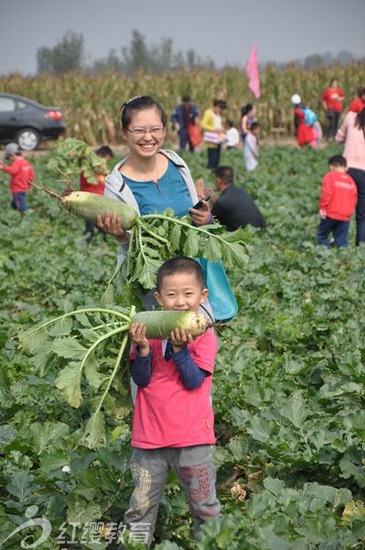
[1,142,365,549]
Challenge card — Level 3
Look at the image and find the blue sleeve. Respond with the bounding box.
[131,349,152,387]
[167,344,207,390]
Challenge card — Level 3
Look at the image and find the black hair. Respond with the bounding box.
[215,165,234,185]
[95,145,114,158]
[355,107,365,137]
[328,155,347,168]
[182,94,191,102]
[250,122,260,132]
[120,95,168,129]
[213,98,227,109]
[156,257,205,291]
[226,119,235,128]
[241,103,254,116]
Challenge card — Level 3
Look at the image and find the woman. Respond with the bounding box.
[240,103,257,142]
[335,107,365,245]
[200,98,227,171]
[97,95,211,265]
[291,94,316,148]
[321,78,345,140]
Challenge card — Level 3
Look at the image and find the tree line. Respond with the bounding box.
[37,30,361,76]
[36,30,215,75]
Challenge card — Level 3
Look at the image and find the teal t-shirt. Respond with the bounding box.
[122,160,193,216]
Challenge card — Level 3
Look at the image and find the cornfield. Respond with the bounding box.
[1,62,363,145]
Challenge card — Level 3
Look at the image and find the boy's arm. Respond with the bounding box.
[0,162,20,175]
[319,174,333,213]
[166,342,207,390]
[129,323,152,387]
[131,350,152,387]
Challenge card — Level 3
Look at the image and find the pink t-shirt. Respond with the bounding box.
[131,329,218,449]
[335,111,365,171]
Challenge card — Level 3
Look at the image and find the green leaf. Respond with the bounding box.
[6,472,34,502]
[30,421,70,454]
[40,450,71,472]
[84,354,103,389]
[82,411,105,448]
[281,392,308,428]
[183,229,200,258]
[247,415,271,442]
[53,337,87,359]
[0,424,17,447]
[55,362,83,407]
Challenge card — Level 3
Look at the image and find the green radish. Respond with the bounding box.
[132,310,211,339]
[32,182,138,229]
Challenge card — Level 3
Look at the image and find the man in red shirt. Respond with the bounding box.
[0,143,35,214]
[321,78,345,140]
[348,86,365,113]
[317,155,357,247]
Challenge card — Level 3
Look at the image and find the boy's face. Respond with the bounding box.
[329,164,346,173]
[154,272,208,312]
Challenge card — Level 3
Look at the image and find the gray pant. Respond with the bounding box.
[124,445,221,547]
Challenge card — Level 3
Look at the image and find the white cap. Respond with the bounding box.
[291,94,301,105]
[4,142,20,159]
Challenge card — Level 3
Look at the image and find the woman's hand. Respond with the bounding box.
[129,323,150,356]
[189,201,212,225]
[96,211,129,242]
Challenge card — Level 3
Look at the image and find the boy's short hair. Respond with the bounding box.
[156,257,205,291]
[250,122,260,132]
[95,145,114,158]
[215,165,234,185]
[328,155,347,168]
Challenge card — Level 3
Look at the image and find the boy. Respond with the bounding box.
[244,122,260,171]
[317,155,357,248]
[125,257,221,547]
[0,143,35,214]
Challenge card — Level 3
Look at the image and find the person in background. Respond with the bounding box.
[291,94,316,148]
[335,107,365,245]
[240,103,257,143]
[79,145,114,242]
[348,86,365,114]
[171,95,200,154]
[317,155,357,248]
[321,78,345,140]
[244,121,260,171]
[0,142,35,215]
[224,119,240,150]
[201,98,227,171]
[203,165,266,231]
[126,256,221,546]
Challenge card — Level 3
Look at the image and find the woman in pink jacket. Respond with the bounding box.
[336,108,365,245]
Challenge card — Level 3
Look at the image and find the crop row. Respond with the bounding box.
[1,62,364,144]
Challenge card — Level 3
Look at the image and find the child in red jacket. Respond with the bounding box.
[0,143,35,214]
[317,155,357,247]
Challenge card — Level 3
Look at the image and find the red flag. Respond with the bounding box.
[246,44,260,98]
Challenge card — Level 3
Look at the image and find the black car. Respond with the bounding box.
[0,93,66,151]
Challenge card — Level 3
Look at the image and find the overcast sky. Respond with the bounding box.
[1,0,364,75]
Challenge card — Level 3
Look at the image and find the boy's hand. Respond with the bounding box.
[129,323,150,356]
[319,209,327,219]
[170,328,193,352]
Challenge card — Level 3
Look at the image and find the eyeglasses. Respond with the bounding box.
[126,126,165,138]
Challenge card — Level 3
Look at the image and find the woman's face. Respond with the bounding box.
[122,107,166,159]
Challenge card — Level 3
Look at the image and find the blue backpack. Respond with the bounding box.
[302,107,317,126]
